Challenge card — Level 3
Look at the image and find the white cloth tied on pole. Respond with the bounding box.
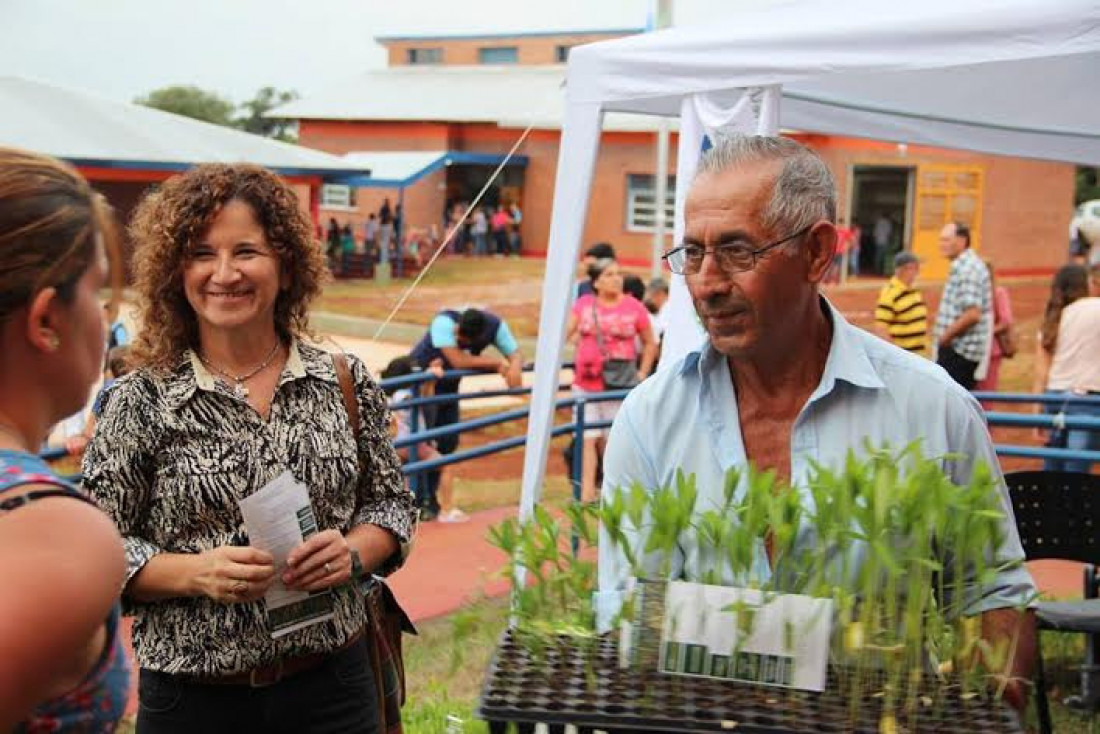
[660,86,783,369]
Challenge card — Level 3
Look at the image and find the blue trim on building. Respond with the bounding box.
[375,28,643,42]
[348,151,529,189]
[66,157,371,183]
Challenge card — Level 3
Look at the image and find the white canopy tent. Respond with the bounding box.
[518,0,1100,522]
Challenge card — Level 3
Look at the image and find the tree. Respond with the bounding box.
[236,86,300,142]
[135,85,236,127]
[135,84,300,143]
[1076,166,1100,205]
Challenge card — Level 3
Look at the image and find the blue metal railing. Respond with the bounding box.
[41,377,1099,492]
[973,391,1100,406]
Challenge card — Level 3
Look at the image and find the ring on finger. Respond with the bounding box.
[324,561,333,575]
[232,580,248,595]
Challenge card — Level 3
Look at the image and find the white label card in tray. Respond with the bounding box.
[659,581,833,692]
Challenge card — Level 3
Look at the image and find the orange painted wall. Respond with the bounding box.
[808,135,1074,276]
[300,118,1074,277]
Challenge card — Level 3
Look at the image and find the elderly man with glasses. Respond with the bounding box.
[594,134,1037,712]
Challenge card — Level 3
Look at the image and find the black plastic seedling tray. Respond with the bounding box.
[478,630,1023,733]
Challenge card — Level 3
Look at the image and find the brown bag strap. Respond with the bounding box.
[331,353,363,472]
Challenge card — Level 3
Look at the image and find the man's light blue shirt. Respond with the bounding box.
[595,299,1035,631]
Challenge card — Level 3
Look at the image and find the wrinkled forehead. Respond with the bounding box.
[685,161,780,238]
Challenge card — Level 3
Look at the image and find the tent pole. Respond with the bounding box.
[514,102,604,601]
[652,120,671,279]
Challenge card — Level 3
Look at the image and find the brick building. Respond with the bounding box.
[1,75,373,279]
[275,29,1076,279]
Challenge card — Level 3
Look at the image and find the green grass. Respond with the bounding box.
[401,596,511,733]
[1032,631,1100,733]
[453,473,572,514]
[314,258,548,338]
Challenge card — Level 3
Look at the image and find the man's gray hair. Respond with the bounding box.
[696,135,837,237]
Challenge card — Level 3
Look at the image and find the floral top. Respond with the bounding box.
[0,450,130,733]
[82,340,415,676]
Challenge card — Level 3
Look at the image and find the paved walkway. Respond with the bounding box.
[388,505,516,621]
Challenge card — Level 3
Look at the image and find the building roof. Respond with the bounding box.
[0,76,371,180]
[375,28,643,42]
[341,150,527,188]
[269,65,666,132]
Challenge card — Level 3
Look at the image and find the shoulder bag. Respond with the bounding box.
[332,353,417,734]
[590,300,639,390]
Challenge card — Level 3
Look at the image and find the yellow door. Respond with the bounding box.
[911,165,984,280]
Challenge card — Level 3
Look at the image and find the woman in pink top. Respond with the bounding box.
[567,259,658,502]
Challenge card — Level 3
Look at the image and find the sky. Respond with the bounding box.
[0,0,761,105]
[0,0,772,104]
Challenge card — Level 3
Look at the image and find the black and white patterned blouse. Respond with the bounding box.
[82,340,415,676]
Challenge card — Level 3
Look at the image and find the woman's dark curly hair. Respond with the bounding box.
[129,163,327,370]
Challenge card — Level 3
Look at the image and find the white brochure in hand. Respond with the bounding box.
[238,470,335,638]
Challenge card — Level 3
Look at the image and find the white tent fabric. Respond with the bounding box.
[518,0,1100,524]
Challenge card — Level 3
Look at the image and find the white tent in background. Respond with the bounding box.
[518,0,1100,521]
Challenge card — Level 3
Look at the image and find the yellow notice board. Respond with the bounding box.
[911,165,984,280]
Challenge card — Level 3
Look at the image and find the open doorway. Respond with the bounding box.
[849,166,914,277]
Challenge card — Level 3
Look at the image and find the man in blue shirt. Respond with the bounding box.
[597,134,1036,711]
[408,308,523,519]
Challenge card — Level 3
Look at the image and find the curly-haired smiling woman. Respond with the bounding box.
[83,163,416,733]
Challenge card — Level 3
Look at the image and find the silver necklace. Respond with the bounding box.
[198,341,282,400]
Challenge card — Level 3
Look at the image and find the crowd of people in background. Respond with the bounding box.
[869,219,1098,472]
[320,196,524,278]
[444,199,523,258]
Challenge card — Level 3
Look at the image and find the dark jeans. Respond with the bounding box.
[416,392,460,514]
[136,637,377,734]
[493,230,509,255]
[936,345,978,390]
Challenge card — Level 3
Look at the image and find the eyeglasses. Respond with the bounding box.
[663,225,812,276]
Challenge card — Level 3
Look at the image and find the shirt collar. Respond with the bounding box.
[814,297,886,396]
[163,338,333,410]
[952,247,978,272]
[680,296,886,395]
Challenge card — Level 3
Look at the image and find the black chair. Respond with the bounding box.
[1005,470,1100,733]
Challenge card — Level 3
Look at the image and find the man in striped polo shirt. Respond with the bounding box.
[874,251,928,354]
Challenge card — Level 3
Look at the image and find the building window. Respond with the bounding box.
[626,174,676,231]
[555,45,572,62]
[478,46,519,64]
[321,184,355,209]
[407,47,442,65]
